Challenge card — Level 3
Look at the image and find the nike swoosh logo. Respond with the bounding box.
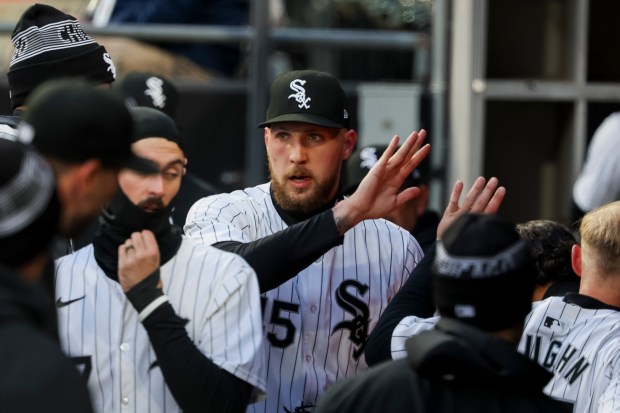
[56,295,85,308]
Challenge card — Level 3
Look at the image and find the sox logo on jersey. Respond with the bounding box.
[185,183,423,413]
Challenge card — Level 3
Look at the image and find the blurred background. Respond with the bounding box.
[2,0,619,227]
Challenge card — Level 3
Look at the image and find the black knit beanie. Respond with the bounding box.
[7,3,116,110]
[129,106,184,150]
[433,214,537,332]
[0,139,60,267]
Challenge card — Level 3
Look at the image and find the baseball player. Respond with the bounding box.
[0,139,93,413]
[518,200,620,411]
[184,69,429,412]
[55,107,266,413]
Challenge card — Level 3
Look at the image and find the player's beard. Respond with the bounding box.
[269,161,339,215]
[138,196,166,212]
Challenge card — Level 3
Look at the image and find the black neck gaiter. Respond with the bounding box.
[93,190,182,281]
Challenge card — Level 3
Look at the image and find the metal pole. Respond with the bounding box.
[429,0,449,211]
[244,0,270,187]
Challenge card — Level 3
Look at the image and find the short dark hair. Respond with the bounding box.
[516,220,578,285]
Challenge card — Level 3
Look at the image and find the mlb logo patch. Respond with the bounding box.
[543,316,566,333]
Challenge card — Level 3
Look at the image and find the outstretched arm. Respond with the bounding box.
[364,177,506,365]
[211,129,431,291]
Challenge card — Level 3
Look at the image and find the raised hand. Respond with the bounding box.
[436,176,506,240]
[333,129,430,234]
[118,230,161,292]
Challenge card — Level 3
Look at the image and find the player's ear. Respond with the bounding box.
[571,244,582,277]
[342,129,357,160]
[74,159,103,191]
[264,127,270,146]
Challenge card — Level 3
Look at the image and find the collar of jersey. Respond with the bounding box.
[564,292,620,311]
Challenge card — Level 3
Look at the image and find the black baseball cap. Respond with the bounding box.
[18,79,157,174]
[344,144,423,195]
[258,70,350,129]
[113,72,179,118]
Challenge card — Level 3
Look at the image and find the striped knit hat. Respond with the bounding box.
[7,3,116,110]
[0,139,60,267]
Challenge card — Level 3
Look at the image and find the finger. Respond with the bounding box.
[395,187,421,206]
[445,180,464,214]
[470,177,499,213]
[131,231,146,251]
[389,130,424,169]
[375,135,400,165]
[141,230,159,253]
[483,186,506,214]
[460,177,486,212]
[401,144,430,179]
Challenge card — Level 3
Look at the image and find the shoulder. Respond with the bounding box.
[0,116,20,141]
[55,245,95,271]
[175,238,255,273]
[187,184,271,217]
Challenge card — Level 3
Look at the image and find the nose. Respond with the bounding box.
[289,140,308,164]
[146,173,165,197]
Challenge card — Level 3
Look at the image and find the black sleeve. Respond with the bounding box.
[141,303,252,413]
[214,209,344,292]
[364,242,437,366]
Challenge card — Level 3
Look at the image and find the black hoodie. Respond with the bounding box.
[0,264,92,412]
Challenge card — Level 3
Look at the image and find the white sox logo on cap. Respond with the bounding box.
[103,52,116,79]
[145,77,166,109]
[288,79,311,109]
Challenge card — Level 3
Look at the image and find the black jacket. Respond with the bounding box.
[0,265,92,412]
[315,318,571,413]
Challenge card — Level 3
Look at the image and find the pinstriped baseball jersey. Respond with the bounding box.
[391,315,438,360]
[55,239,267,413]
[185,182,424,413]
[518,294,620,412]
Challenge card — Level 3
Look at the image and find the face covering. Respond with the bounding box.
[93,189,182,281]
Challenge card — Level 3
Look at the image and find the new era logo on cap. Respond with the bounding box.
[258,70,350,129]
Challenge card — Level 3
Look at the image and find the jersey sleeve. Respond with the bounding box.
[184,193,254,245]
[390,315,439,360]
[198,253,267,400]
[573,112,620,211]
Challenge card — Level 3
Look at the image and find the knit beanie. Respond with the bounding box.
[7,3,116,110]
[0,139,60,267]
[130,106,184,150]
[433,214,537,332]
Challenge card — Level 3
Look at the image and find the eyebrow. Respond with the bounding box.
[161,159,185,170]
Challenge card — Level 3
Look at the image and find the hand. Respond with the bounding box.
[118,230,161,292]
[333,130,431,234]
[436,176,506,240]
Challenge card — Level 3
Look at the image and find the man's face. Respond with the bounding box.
[265,122,356,214]
[118,138,186,212]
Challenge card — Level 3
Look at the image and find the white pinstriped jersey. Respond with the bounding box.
[55,239,267,413]
[518,295,620,412]
[185,183,424,413]
[391,315,438,360]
